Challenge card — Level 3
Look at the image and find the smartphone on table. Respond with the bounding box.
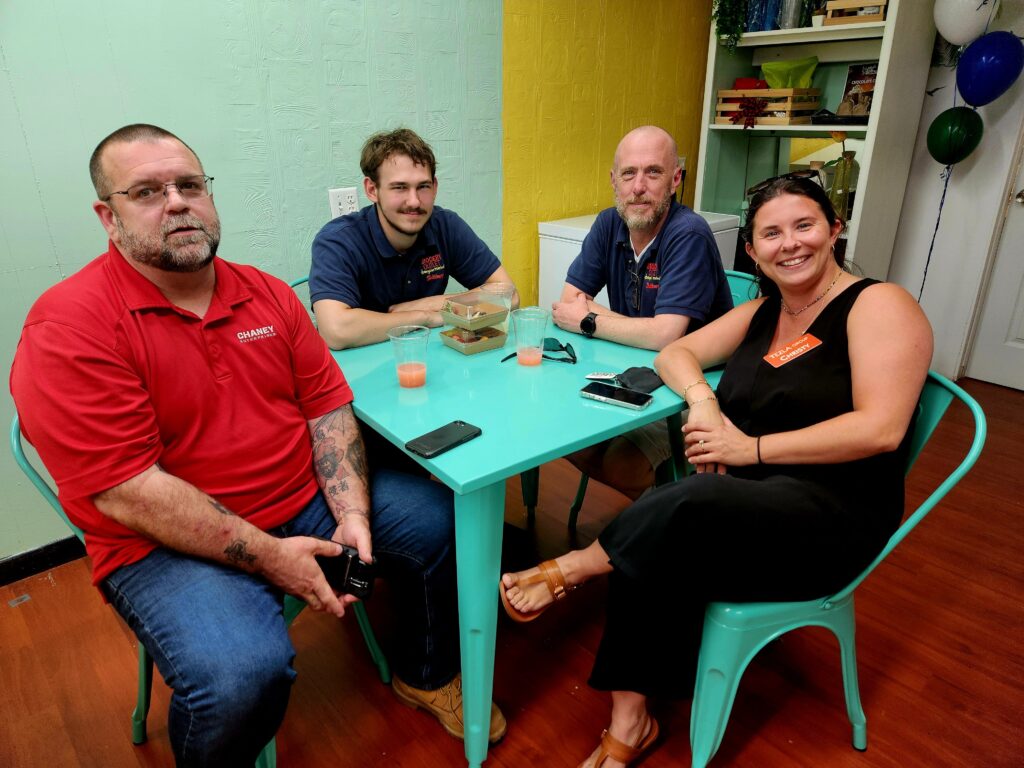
[579,381,653,411]
[405,420,482,458]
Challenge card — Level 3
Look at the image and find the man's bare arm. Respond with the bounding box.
[308,404,373,565]
[93,465,347,614]
[314,298,443,350]
[552,288,690,350]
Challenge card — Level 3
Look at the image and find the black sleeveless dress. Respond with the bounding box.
[589,279,914,697]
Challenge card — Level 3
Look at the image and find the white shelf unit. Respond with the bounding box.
[695,1,935,280]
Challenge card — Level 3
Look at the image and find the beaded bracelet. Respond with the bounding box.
[688,395,717,407]
[680,378,710,400]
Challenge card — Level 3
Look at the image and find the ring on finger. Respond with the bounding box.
[699,439,706,452]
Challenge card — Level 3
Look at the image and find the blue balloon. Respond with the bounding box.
[957,31,1024,107]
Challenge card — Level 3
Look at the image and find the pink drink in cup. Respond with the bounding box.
[387,325,430,388]
[396,362,427,387]
[516,348,543,366]
[511,307,549,366]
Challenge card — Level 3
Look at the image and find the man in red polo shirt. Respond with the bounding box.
[10,124,505,765]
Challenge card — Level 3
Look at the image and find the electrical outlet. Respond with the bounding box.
[678,155,687,171]
[328,187,359,218]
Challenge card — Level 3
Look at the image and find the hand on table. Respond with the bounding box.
[551,293,590,334]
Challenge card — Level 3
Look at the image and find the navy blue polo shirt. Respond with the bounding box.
[310,204,500,312]
[565,200,733,331]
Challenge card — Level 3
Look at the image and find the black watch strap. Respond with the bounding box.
[580,312,598,338]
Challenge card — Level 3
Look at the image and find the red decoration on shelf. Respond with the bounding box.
[731,97,769,129]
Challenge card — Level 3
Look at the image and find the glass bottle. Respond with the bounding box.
[828,151,858,221]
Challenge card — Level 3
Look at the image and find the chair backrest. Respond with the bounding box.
[725,269,758,305]
[288,276,308,289]
[830,371,986,602]
[10,414,84,542]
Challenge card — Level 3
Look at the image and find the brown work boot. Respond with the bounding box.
[392,673,508,743]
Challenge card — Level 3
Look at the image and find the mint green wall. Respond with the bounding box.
[0,0,502,562]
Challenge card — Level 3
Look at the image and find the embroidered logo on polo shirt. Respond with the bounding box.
[236,325,277,344]
[643,262,660,290]
[421,252,446,282]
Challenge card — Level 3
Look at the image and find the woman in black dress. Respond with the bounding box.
[500,174,933,768]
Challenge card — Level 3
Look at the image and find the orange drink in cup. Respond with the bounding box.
[511,307,549,367]
[387,325,430,388]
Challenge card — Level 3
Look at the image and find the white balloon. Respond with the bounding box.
[933,0,993,46]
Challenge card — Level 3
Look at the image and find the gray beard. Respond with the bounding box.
[116,214,220,273]
[615,192,671,231]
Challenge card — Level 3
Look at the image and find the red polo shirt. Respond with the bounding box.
[10,244,353,585]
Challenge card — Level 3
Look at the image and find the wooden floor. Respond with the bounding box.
[1,378,1021,767]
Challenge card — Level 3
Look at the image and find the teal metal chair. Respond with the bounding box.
[11,414,390,767]
[689,371,987,767]
[531,269,760,533]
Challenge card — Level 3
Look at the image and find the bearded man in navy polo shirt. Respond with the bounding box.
[552,125,733,500]
[310,128,517,349]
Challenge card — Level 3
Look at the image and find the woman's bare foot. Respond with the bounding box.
[500,543,614,622]
[500,557,573,617]
[577,712,656,768]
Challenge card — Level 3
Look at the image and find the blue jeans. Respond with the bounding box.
[102,468,458,767]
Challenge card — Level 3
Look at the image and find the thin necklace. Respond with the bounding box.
[781,269,843,316]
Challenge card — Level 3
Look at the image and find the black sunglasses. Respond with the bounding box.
[745,169,822,198]
[500,337,577,364]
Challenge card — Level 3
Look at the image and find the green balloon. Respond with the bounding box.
[927,106,984,165]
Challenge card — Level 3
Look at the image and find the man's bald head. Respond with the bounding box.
[613,126,678,175]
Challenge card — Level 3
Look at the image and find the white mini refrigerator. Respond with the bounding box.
[537,210,740,310]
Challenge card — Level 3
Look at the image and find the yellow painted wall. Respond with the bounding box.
[502,0,714,304]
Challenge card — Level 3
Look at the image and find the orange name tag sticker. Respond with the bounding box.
[763,333,823,368]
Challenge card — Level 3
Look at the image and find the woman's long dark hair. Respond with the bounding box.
[740,176,846,301]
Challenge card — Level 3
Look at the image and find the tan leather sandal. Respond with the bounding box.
[499,558,575,623]
[582,716,659,768]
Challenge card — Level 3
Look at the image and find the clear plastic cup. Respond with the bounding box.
[511,307,548,366]
[387,325,429,387]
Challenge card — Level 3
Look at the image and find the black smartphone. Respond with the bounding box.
[316,544,375,599]
[405,420,482,458]
[579,381,653,411]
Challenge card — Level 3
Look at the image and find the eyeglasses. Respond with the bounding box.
[102,175,215,205]
[626,267,642,313]
[745,170,821,198]
[501,337,577,364]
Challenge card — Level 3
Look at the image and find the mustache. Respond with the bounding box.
[397,207,427,215]
[162,215,209,236]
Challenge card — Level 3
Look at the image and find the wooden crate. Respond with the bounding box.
[715,88,821,126]
[824,0,887,26]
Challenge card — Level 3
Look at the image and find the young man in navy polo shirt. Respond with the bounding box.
[310,128,517,349]
[551,125,733,500]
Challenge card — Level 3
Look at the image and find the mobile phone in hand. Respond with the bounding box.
[405,420,482,458]
[316,544,375,599]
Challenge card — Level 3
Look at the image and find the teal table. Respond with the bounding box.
[334,334,698,766]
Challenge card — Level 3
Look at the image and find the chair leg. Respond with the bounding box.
[254,736,276,768]
[519,467,539,526]
[353,601,391,684]
[689,619,766,768]
[828,599,867,750]
[132,643,154,745]
[567,473,589,535]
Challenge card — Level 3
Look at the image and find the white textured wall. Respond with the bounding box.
[0,0,502,560]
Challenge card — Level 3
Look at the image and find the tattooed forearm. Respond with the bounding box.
[224,539,257,567]
[208,498,235,516]
[345,437,369,478]
[310,405,372,523]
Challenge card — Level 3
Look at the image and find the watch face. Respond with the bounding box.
[581,313,597,337]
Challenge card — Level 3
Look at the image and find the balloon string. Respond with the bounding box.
[919,164,954,302]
